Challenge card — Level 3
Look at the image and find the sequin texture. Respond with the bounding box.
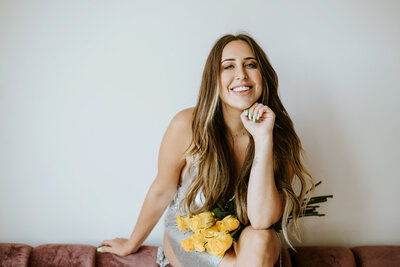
[157,160,222,267]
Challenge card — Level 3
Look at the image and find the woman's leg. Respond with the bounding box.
[219,245,236,266]
[163,232,182,267]
[219,225,280,267]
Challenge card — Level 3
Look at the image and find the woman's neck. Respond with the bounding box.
[221,104,248,137]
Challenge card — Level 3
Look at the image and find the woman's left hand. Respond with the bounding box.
[240,102,275,142]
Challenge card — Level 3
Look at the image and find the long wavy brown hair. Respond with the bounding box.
[180,33,315,248]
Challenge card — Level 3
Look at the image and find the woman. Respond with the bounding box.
[98,33,314,267]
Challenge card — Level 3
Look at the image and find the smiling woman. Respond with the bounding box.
[219,40,263,117]
[98,33,315,267]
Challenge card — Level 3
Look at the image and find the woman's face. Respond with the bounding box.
[219,40,263,112]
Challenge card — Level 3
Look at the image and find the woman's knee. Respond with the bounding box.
[235,226,280,265]
[254,229,276,249]
[240,226,277,251]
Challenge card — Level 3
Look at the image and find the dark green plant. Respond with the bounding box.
[210,181,333,241]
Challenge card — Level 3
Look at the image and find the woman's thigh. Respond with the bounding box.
[218,245,236,267]
[163,232,182,267]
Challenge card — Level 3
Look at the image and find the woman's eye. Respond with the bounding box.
[223,65,233,70]
[246,63,257,68]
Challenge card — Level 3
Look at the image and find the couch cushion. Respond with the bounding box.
[96,245,162,267]
[276,248,292,267]
[96,245,291,267]
[0,243,32,267]
[30,244,96,267]
[290,246,356,267]
[352,246,400,267]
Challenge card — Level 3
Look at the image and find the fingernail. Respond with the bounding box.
[257,114,260,120]
[252,115,256,122]
[244,109,248,116]
[248,111,252,120]
[97,247,102,252]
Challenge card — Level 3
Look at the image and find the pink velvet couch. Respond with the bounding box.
[1,243,399,266]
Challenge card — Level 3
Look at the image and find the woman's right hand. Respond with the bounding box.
[97,238,138,256]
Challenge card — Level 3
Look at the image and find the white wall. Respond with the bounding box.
[0,0,399,248]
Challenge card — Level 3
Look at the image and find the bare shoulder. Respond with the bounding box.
[155,107,195,190]
[158,107,195,164]
[168,107,195,145]
[171,107,194,129]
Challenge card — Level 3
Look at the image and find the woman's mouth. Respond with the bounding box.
[230,86,253,96]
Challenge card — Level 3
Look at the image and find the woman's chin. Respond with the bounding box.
[222,101,254,113]
[237,102,255,111]
[233,104,251,113]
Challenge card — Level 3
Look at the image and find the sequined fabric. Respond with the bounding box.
[156,246,170,267]
[156,158,282,267]
[157,161,222,267]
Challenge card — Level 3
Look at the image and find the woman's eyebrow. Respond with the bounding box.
[221,57,257,63]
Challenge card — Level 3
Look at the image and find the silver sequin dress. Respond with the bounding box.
[156,162,222,267]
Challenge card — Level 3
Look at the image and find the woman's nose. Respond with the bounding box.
[235,66,248,79]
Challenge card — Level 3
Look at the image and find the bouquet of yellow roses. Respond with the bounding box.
[176,211,241,257]
[176,181,333,258]
[176,195,248,257]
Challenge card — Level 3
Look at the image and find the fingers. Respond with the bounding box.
[98,239,115,253]
[245,103,268,122]
[98,240,112,247]
[97,244,130,257]
[97,239,119,254]
[98,245,123,256]
[252,103,264,121]
[97,238,132,257]
[98,245,112,253]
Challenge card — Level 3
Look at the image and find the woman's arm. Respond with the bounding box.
[240,103,285,230]
[246,136,283,230]
[98,108,193,256]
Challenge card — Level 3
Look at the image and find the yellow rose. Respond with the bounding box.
[203,224,219,239]
[205,232,233,258]
[181,237,194,252]
[176,215,190,231]
[190,230,207,252]
[189,211,216,231]
[216,215,240,232]
[179,211,238,256]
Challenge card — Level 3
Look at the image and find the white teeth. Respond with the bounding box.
[233,86,251,92]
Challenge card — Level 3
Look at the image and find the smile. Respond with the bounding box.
[232,86,251,92]
[230,85,253,96]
